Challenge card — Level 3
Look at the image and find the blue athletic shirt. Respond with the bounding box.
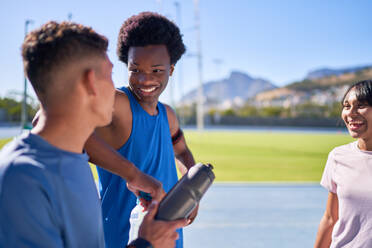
[0,132,105,248]
[97,86,183,248]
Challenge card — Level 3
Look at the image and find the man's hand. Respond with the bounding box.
[138,201,187,248]
[127,169,166,209]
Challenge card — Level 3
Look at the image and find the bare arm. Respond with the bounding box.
[165,105,195,175]
[314,192,339,248]
[85,133,137,182]
[174,140,195,176]
[85,132,165,203]
[165,105,198,224]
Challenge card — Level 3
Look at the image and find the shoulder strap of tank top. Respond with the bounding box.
[119,86,140,112]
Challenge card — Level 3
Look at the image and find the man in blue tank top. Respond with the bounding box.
[85,12,198,248]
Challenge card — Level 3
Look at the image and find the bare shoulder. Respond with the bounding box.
[164,103,176,119]
[111,88,132,128]
[114,89,130,111]
[94,88,132,149]
[163,103,179,135]
[99,89,130,129]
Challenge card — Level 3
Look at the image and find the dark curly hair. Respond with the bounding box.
[22,21,108,94]
[117,12,186,65]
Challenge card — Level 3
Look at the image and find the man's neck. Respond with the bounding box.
[128,87,159,116]
[31,112,94,153]
[139,102,158,116]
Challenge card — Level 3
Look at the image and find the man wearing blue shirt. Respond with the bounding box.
[0,21,186,248]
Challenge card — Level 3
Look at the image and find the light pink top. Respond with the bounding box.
[321,141,372,248]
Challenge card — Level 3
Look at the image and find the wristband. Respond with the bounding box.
[127,237,153,248]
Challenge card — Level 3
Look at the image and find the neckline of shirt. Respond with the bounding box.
[353,141,372,155]
[23,132,89,160]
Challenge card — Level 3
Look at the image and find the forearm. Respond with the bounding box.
[85,133,138,182]
[85,133,164,202]
[314,216,335,248]
[175,148,195,175]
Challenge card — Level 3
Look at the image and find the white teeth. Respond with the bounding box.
[349,122,363,125]
[140,87,156,93]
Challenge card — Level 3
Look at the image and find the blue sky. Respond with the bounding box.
[1,0,372,104]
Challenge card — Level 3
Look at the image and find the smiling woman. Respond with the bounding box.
[315,80,372,248]
[341,80,372,150]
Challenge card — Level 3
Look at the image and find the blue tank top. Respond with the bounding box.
[97,87,183,248]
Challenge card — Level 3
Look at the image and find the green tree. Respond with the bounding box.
[294,102,327,118]
[0,97,37,123]
[259,106,283,117]
[326,102,342,118]
[221,108,236,116]
[238,104,259,117]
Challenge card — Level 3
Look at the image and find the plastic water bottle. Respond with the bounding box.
[155,163,215,221]
[128,201,147,244]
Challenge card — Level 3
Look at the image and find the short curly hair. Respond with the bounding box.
[117,12,186,65]
[22,21,108,94]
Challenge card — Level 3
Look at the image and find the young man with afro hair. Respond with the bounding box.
[85,12,198,248]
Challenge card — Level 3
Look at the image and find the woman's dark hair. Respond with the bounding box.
[342,80,372,106]
[117,12,186,65]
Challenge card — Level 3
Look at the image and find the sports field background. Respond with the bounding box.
[0,130,353,182]
[184,131,352,181]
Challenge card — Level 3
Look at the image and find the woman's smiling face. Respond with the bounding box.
[342,88,372,144]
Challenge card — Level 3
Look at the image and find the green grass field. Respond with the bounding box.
[0,130,353,182]
[0,138,11,148]
[183,130,352,182]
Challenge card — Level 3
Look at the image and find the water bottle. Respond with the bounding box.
[128,201,147,244]
[155,163,215,221]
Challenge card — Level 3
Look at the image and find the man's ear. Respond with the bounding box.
[81,69,97,96]
[169,65,175,76]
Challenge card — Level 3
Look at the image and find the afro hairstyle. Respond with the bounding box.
[117,12,186,65]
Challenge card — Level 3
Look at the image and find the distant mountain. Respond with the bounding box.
[288,66,372,91]
[305,65,372,80]
[180,65,372,110]
[254,66,372,107]
[180,71,277,106]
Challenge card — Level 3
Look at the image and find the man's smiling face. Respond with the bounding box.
[127,44,174,105]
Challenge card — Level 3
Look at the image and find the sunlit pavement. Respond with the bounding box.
[184,183,326,248]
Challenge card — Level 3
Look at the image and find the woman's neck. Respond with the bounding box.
[358,138,372,151]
